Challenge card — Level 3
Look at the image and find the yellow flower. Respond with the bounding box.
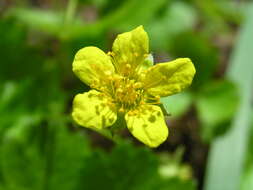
[72,26,195,147]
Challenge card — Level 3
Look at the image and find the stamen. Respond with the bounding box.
[133,82,142,89]
[126,64,131,69]
[94,70,161,113]
[119,107,125,113]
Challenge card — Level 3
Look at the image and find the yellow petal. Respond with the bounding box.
[143,58,196,97]
[112,26,149,75]
[125,105,168,148]
[72,46,115,86]
[72,90,117,130]
[140,53,154,72]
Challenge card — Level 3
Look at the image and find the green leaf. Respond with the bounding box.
[161,92,193,119]
[77,141,197,190]
[0,116,44,190]
[195,0,243,35]
[196,80,239,141]
[77,142,158,190]
[0,122,90,190]
[158,178,196,190]
[8,8,65,35]
[63,0,168,39]
[241,164,253,190]
[148,1,197,50]
[46,125,91,190]
[0,82,18,113]
[240,111,253,190]
[0,124,197,190]
[204,4,253,190]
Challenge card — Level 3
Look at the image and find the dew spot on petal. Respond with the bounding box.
[95,105,100,115]
[157,111,161,117]
[76,114,82,120]
[98,95,104,100]
[88,93,94,98]
[109,118,114,123]
[102,115,106,127]
[100,103,106,108]
[95,110,100,115]
[142,124,148,128]
[148,115,156,123]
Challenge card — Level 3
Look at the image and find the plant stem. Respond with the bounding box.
[65,0,78,25]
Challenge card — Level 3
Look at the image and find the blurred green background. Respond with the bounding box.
[0,0,253,190]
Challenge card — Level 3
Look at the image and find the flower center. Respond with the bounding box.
[109,75,144,112]
[91,74,144,112]
[91,73,161,113]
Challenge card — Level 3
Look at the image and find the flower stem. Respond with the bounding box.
[65,0,78,25]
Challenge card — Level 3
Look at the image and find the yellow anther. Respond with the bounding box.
[134,52,139,57]
[144,54,149,58]
[140,101,145,105]
[133,82,142,89]
[133,110,139,115]
[107,51,115,56]
[114,74,123,80]
[107,102,115,109]
[127,111,134,116]
[126,64,131,69]
[139,73,146,80]
[104,70,112,76]
[155,95,160,100]
[100,87,107,91]
[117,88,123,93]
[119,107,125,113]
[107,76,113,81]
[126,84,132,89]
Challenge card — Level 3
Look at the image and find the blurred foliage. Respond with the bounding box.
[0,0,252,189]
[241,112,253,190]
[0,121,197,190]
[195,80,239,141]
[204,4,253,190]
[162,92,193,119]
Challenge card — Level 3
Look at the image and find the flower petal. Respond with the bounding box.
[72,90,117,130]
[140,53,154,72]
[112,26,149,75]
[143,58,196,97]
[73,46,115,86]
[125,105,168,148]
